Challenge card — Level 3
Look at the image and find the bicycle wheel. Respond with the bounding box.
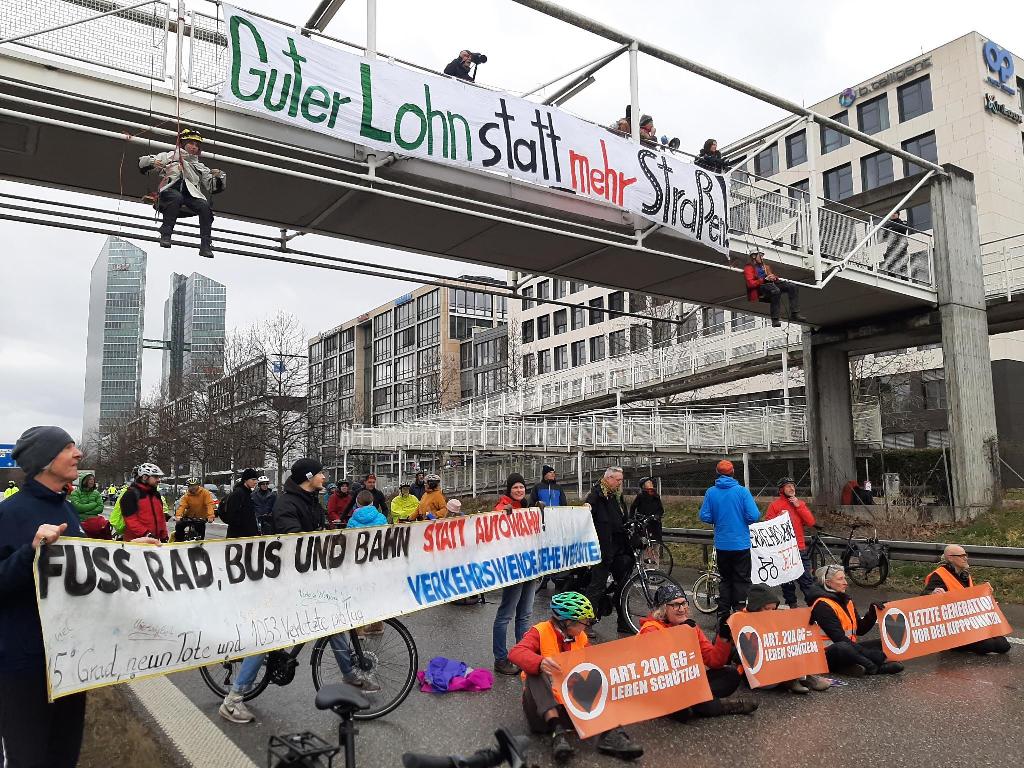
[844,551,889,588]
[311,618,418,720]
[198,655,272,703]
[809,544,828,574]
[690,572,720,615]
[619,570,682,633]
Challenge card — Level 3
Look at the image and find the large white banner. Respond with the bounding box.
[219,6,730,254]
[749,516,804,587]
[35,507,600,699]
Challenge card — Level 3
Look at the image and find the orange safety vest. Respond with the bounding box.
[926,566,972,592]
[812,596,859,643]
[522,620,589,704]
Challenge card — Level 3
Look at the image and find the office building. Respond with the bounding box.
[160,272,227,398]
[82,236,147,443]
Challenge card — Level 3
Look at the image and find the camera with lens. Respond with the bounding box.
[469,52,488,65]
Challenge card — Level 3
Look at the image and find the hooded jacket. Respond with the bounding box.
[699,475,760,551]
[764,492,815,549]
[528,467,567,507]
[346,504,388,529]
[410,480,427,500]
[220,482,259,538]
[584,481,629,559]
[176,486,216,522]
[391,492,420,522]
[326,489,351,526]
[273,478,323,534]
[415,487,448,520]
[252,487,278,517]
[68,475,104,521]
[120,481,169,542]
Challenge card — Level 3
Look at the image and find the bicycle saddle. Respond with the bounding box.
[314,684,370,715]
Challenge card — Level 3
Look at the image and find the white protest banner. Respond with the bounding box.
[748,516,803,587]
[35,507,601,699]
[218,6,730,254]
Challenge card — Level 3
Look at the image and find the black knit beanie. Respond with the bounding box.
[506,472,527,496]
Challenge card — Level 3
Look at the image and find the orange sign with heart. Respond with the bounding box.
[547,624,712,738]
[727,608,829,688]
[875,583,1012,661]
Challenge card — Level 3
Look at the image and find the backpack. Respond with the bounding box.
[109,487,131,535]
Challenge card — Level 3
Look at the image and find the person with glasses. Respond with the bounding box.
[508,592,643,763]
[639,584,758,719]
[924,545,1011,655]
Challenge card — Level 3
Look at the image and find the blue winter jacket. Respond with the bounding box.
[698,475,761,551]
[346,504,388,529]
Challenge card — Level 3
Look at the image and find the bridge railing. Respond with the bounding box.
[983,244,1024,301]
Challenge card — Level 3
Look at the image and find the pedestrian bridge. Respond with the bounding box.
[0,0,939,328]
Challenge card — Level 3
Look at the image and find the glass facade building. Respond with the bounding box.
[161,272,226,397]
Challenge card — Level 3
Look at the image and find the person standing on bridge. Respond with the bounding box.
[139,127,226,258]
[923,545,1011,655]
[744,251,806,327]
[699,460,760,623]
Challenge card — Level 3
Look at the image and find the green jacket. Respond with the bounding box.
[69,487,105,520]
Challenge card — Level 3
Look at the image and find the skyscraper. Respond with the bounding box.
[160,272,226,398]
[82,236,147,442]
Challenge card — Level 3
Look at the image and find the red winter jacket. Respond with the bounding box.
[764,493,816,550]
[493,496,525,511]
[639,617,732,668]
[121,482,169,542]
[743,263,777,302]
[327,491,351,526]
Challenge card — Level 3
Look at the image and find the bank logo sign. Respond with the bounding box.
[983,40,1016,96]
[837,57,931,107]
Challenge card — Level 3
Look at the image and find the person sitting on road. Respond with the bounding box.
[923,545,1011,655]
[739,584,830,693]
[412,473,447,521]
[743,251,806,327]
[694,138,731,174]
[174,477,215,541]
[390,482,420,523]
[764,477,815,608]
[346,490,388,529]
[810,565,903,676]
[251,476,277,534]
[138,128,226,258]
[640,584,758,718]
[508,592,643,764]
[120,463,169,543]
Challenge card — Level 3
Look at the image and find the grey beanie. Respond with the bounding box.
[745,583,781,612]
[13,426,75,478]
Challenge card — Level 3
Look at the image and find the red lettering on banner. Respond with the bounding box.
[474,509,542,545]
[568,140,637,207]
[421,518,467,553]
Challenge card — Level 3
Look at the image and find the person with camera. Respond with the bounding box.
[444,50,487,82]
[764,476,816,608]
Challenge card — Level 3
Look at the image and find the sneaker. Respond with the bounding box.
[837,664,867,678]
[804,674,831,692]
[218,693,255,724]
[551,729,575,763]
[199,246,215,259]
[786,678,810,694]
[771,318,782,327]
[494,658,520,676]
[344,669,382,692]
[595,728,643,761]
[720,697,758,715]
[878,662,904,675]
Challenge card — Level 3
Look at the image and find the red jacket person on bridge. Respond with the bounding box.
[743,251,806,327]
[139,128,226,258]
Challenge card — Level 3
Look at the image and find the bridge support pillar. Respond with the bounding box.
[932,165,1000,519]
[803,333,855,510]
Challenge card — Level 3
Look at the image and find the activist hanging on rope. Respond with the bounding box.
[138,128,227,259]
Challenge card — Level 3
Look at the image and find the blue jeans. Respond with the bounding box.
[231,634,354,694]
[492,579,538,662]
[781,548,814,607]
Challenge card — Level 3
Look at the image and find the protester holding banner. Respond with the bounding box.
[699,460,761,621]
[639,584,758,718]
[923,545,1011,655]
[583,467,635,636]
[764,477,816,608]
[507,592,643,763]
[810,565,903,676]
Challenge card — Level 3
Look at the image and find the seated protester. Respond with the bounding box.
[810,565,903,676]
[923,545,1010,655]
[694,139,731,173]
[175,477,215,540]
[390,483,420,523]
[639,584,757,719]
[346,490,388,529]
[411,473,447,521]
[740,585,830,693]
[326,480,352,528]
[138,128,226,258]
[508,592,643,764]
[743,250,806,327]
[638,114,657,143]
[608,117,630,135]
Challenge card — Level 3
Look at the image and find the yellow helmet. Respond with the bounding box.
[179,128,204,144]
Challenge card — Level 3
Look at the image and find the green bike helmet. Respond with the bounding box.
[550,591,595,621]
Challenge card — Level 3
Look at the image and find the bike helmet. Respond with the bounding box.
[777,476,795,488]
[550,591,595,621]
[186,477,201,486]
[425,473,441,483]
[137,462,164,478]
[653,583,687,607]
[179,127,204,143]
[257,476,270,483]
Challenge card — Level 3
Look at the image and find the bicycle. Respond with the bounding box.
[199,617,418,720]
[806,524,890,588]
[617,514,686,633]
[690,548,721,615]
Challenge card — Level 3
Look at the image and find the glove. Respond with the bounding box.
[717,619,733,642]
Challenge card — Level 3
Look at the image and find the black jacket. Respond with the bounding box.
[584,482,628,559]
[410,481,426,500]
[808,586,877,644]
[883,215,909,235]
[629,491,665,521]
[273,478,324,534]
[220,482,259,538]
[251,488,277,517]
[695,149,729,174]
[443,57,474,81]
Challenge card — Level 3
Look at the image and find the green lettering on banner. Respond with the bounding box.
[263,69,291,112]
[359,63,392,142]
[229,15,268,102]
[283,37,308,118]
[395,102,427,151]
[301,85,332,124]
[447,112,472,161]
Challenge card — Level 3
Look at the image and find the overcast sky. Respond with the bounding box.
[1,0,1022,442]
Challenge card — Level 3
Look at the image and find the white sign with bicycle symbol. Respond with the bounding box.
[749,516,804,587]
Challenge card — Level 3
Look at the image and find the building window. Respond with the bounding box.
[857,93,889,135]
[821,111,849,154]
[372,310,392,338]
[897,75,932,122]
[537,315,551,339]
[536,280,550,302]
[923,370,946,410]
[396,326,416,353]
[589,296,605,324]
[553,279,567,299]
[373,362,392,386]
[571,306,586,330]
[553,345,568,371]
[417,289,440,319]
[571,339,586,367]
[608,291,625,317]
[522,320,534,343]
[459,342,473,369]
[906,202,932,232]
[537,349,551,374]
[754,144,779,177]
[883,432,915,449]
[902,131,937,177]
[824,162,854,201]
[785,130,807,168]
[731,312,756,332]
[522,286,534,309]
[861,151,894,191]
[373,335,391,360]
[589,335,606,362]
[629,293,646,313]
[609,329,627,356]
[395,301,415,329]
[926,430,950,448]
[522,353,535,379]
[553,309,568,334]
[569,280,586,294]
[630,324,649,352]
[449,316,492,341]
[703,307,725,335]
[418,317,440,345]
[653,320,673,347]
[395,354,415,381]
